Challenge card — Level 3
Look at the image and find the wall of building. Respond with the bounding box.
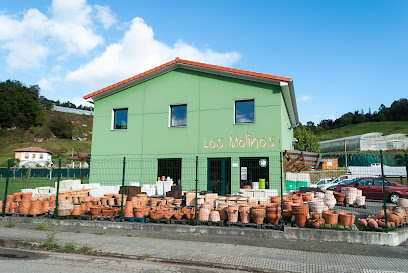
[90,68,293,193]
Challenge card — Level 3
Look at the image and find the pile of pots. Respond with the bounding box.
[341,187,365,206]
[2,192,55,216]
[358,198,408,229]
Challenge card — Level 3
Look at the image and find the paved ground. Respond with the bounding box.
[0,221,407,272]
[0,248,248,273]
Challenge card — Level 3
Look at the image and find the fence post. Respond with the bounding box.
[194,156,198,226]
[405,153,408,185]
[280,152,284,231]
[380,150,388,233]
[120,157,126,222]
[54,158,62,219]
[2,158,11,217]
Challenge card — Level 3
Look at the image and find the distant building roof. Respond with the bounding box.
[14,147,52,154]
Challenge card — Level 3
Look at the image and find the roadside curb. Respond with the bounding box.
[0,238,280,273]
[1,216,407,246]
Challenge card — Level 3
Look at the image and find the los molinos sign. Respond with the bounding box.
[204,134,276,149]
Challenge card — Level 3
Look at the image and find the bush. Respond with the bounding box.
[47,117,73,139]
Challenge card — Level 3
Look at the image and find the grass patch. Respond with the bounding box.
[5,222,15,228]
[93,232,105,235]
[76,230,81,233]
[78,245,92,253]
[36,224,52,231]
[316,121,408,141]
[61,242,77,252]
[42,229,61,251]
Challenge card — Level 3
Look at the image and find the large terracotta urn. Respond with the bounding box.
[227,206,239,223]
[251,207,266,225]
[239,204,252,223]
[209,210,220,222]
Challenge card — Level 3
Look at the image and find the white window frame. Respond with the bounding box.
[111,108,129,130]
[168,104,187,128]
[234,99,255,124]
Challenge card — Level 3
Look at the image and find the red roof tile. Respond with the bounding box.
[14,147,52,154]
[84,58,292,100]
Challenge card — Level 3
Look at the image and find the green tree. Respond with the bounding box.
[0,80,44,129]
[47,116,74,139]
[294,126,320,153]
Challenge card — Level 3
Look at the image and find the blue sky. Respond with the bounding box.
[0,0,407,124]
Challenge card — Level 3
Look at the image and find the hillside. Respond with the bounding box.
[0,110,93,163]
[316,121,408,141]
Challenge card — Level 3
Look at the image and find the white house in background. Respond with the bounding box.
[14,147,53,167]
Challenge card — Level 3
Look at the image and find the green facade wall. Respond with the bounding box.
[90,68,294,193]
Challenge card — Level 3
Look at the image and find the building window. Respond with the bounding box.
[32,154,36,159]
[170,104,187,127]
[113,108,128,129]
[39,154,43,159]
[235,99,254,124]
[25,153,29,159]
[239,157,269,188]
[158,158,182,184]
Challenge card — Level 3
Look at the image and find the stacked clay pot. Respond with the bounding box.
[333,192,345,204]
[266,203,281,225]
[227,204,239,223]
[324,191,336,209]
[90,206,102,217]
[198,203,212,221]
[123,201,134,217]
[338,212,355,226]
[239,203,252,223]
[19,192,32,214]
[310,212,325,228]
[291,203,308,227]
[217,202,228,221]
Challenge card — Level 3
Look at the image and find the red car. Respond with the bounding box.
[334,177,408,203]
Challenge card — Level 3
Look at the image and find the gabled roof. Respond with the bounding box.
[14,147,52,154]
[83,58,299,127]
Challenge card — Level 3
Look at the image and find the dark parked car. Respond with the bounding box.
[334,177,408,203]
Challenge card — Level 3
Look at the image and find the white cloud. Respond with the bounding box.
[66,17,241,90]
[94,5,116,29]
[299,95,312,102]
[0,0,109,69]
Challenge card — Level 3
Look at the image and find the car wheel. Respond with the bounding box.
[389,193,401,203]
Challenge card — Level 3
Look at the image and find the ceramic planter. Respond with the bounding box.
[294,214,307,227]
[227,206,239,223]
[90,206,102,217]
[174,209,184,220]
[239,204,252,223]
[270,196,281,204]
[323,211,339,225]
[133,206,144,218]
[338,212,355,226]
[209,210,220,222]
[266,212,281,225]
[71,206,82,216]
[302,193,312,202]
[251,208,266,224]
[282,209,293,223]
[358,218,367,226]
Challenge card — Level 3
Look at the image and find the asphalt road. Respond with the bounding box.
[0,248,253,273]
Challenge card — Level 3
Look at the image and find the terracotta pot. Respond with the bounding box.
[173,199,182,207]
[358,218,367,226]
[198,207,211,221]
[42,200,50,213]
[80,202,88,213]
[209,210,220,222]
[133,206,144,218]
[149,198,158,207]
[163,210,174,220]
[334,193,345,204]
[282,209,292,223]
[338,212,354,226]
[242,185,252,189]
[19,199,31,214]
[21,192,33,200]
[323,211,339,225]
[50,195,56,201]
[270,196,281,204]
[387,213,400,226]
[29,200,43,215]
[239,204,252,223]
[227,206,239,223]
[283,200,293,210]
[368,219,378,228]
[312,219,325,228]
[150,208,163,220]
[302,193,313,202]
[294,213,307,227]
[71,206,82,216]
[266,212,281,225]
[101,197,108,206]
[102,207,117,216]
[311,212,322,220]
[90,206,102,217]
[251,208,266,224]
[174,209,184,220]
[394,212,404,225]
[108,198,115,206]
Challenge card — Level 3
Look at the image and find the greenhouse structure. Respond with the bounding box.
[320,133,408,153]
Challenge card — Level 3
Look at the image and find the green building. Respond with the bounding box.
[84,58,299,195]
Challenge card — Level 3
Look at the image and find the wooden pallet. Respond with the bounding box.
[18,213,48,218]
[170,219,193,225]
[197,220,225,226]
[122,216,146,223]
[145,218,171,224]
[226,222,264,229]
[69,215,92,220]
[91,215,118,222]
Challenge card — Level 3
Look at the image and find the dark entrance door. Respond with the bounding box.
[207,158,231,196]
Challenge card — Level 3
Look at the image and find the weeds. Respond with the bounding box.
[5,222,15,228]
[79,245,92,253]
[36,224,52,231]
[61,242,77,252]
[93,232,105,235]
[42,229,61,250]
[144,254,151,258]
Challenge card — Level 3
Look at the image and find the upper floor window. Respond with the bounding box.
[235,99,254,124]
[39,154,43,159]
[113,108,128,129]
[25,153,29,159]
[32,154,36,159]
[170,104,187,127]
